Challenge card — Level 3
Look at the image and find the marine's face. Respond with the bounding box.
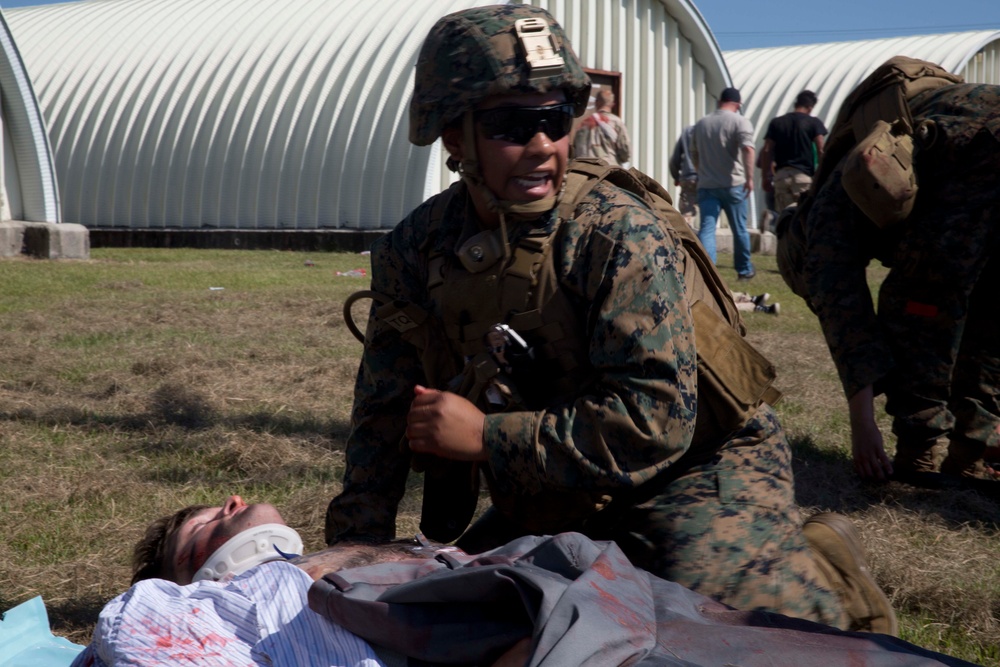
[474,90,571,206]
[442,90,572,226]
[166,495,286,585]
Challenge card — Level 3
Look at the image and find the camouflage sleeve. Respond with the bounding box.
[804,164,895,399]
[483,185,699,497]
[324,206,433,544]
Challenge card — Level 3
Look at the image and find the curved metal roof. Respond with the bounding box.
[726,30,1000,147]
[0,9,58,222]
[7,0,728,231]
[724,30,1000,225]
[8,0,483,231]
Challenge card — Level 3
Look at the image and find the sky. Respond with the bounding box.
[694,0,1000,51]
[1,0,999,51]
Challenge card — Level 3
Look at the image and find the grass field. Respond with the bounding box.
[0,247,997,664]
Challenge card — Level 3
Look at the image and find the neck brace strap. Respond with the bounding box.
[192,524,303,582]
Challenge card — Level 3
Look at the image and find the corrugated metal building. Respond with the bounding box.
[7,0,731,237]
[725,30,1000,224]
[0,10,58,224]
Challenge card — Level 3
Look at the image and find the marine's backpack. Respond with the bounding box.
[776,56,963,301]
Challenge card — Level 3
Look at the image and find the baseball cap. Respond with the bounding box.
[720,87,741,104]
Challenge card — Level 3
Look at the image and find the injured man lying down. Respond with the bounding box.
[70,495,977,667]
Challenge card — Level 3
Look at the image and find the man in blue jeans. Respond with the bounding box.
[691,87,756,280]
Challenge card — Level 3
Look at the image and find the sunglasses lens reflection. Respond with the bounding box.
[477,104,574,144]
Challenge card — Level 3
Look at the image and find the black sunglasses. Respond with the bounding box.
[474,104,575,145]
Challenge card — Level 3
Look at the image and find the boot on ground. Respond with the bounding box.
[803,512,898,636]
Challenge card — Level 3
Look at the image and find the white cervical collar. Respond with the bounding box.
[193,524,303,582]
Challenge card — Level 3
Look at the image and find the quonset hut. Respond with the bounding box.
[7,0,732,248]
[724,30,1000,225]
[0,9,79,257]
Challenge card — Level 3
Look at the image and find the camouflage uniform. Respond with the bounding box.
[326,173,844,626]
[326,2,846,629]
[804,83,1000,469]
[572,110,632,166]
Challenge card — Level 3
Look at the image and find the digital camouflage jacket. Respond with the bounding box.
[325,177,699,543]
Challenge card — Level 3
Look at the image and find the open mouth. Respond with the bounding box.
[512,172,551,192]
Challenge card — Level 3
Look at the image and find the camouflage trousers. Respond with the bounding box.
[880,126,1000,464]
[457,405,846,628]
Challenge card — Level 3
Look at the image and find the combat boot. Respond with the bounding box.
[891,437,945,489]
[802,512,898,636]
[941,436,1000,496]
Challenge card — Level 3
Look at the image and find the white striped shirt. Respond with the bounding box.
[70,561,384,666]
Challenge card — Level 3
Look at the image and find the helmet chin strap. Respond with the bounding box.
[192,524,303,583]
[454,111,564,242]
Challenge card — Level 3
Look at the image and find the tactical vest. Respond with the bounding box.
[345,160,781,541]
[777,56,963,301]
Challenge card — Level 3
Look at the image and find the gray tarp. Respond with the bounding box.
[310,532,978,667]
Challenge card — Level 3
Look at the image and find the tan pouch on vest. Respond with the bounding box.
[690,301,780,441]
[842,119,917,228]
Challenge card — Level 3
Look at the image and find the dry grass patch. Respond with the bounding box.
[0,249,996,663]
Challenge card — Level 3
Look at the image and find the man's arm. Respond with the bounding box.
[741,144,755,194]
[616,117,631,165]
[758,138,775,193]
[803,161,894,402]
[669,137,683,183]
[688,125,700,169]
[813,133,826,159]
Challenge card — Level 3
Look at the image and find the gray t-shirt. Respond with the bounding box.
[690,109,755,189]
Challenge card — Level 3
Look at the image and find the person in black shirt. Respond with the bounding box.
[759,90,828,212]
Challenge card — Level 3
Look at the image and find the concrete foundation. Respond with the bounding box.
[0,221,24,257]
[15,225,771,259]
[0,221,90,259]
[88,228,383,253]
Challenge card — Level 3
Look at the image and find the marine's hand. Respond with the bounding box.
[851,419,893,482]
[848,386,892,482]
[406,385,487,461]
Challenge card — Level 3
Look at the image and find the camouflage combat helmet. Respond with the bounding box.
[409,4,591,147]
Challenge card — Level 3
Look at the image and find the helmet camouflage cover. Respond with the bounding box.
[409,4,592,146]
